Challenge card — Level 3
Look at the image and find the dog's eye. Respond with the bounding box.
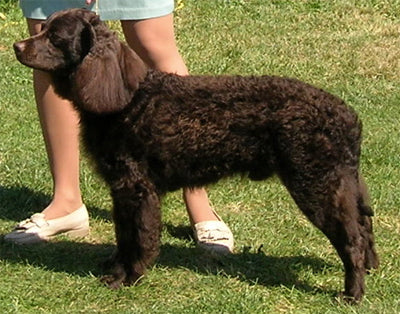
[49,33,64,47]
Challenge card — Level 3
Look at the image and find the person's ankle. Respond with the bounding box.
[187,206,221,225]
[42,199,84,220]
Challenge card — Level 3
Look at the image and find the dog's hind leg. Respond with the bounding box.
[101,169,162,289]
[283,169,377,302]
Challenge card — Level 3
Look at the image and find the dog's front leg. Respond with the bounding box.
[101,173,161,289]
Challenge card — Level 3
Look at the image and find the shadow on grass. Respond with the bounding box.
[0,238,115,276]
[0,185,112,222]
[0,186,338,296]
[162,223,335,295]
[0,221,337,297]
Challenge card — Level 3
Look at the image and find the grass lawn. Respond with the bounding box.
[1,0,400,312]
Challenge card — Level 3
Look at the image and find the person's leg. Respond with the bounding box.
[121,15,218,224]
[121,14,187,74]
[5,19,88,244]
[28,19,83,220]
[121,15,233,252]
[33,70,83,219]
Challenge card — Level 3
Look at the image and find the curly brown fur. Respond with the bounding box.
[13,8,378,302]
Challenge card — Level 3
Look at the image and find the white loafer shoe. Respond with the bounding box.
[193,220,234,254]
[4,204,89,244]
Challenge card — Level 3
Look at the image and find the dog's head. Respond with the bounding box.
[14,9,99,71]
[14,8,147,113]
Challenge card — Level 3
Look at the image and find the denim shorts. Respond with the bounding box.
[20,0,174,20]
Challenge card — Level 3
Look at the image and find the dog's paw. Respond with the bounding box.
[101,259,143,289]
[101,274,126,290]
[336,291,362,305]
[100,260,127,289]
[101,272,143,289]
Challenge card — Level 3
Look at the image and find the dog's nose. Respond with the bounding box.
[13,41,26,54]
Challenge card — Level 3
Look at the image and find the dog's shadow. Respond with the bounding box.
[0,237,333,296]
[0,186,335,296]
[161,224,334,295]
[0,232,335,297]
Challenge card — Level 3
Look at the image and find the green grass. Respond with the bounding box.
[1,0,400,312]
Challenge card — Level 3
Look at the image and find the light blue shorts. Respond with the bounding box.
[19,0,174,20]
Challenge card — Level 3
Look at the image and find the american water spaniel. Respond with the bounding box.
[13,8,378,302]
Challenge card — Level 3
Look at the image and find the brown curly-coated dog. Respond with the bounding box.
[13,9,378,302]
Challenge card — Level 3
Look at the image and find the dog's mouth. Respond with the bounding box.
[13,39,67,72]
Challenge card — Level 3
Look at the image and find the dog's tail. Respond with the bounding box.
[329,170,379,301]
[336,171,379,271]
[356,174,379,270]
[357,174,373,217]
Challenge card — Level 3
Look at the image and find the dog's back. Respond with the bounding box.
[102,71,360,189]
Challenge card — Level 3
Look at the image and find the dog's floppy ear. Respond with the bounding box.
[73,37,147,114]
[71,9,100,59]
[74,20,96,61]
